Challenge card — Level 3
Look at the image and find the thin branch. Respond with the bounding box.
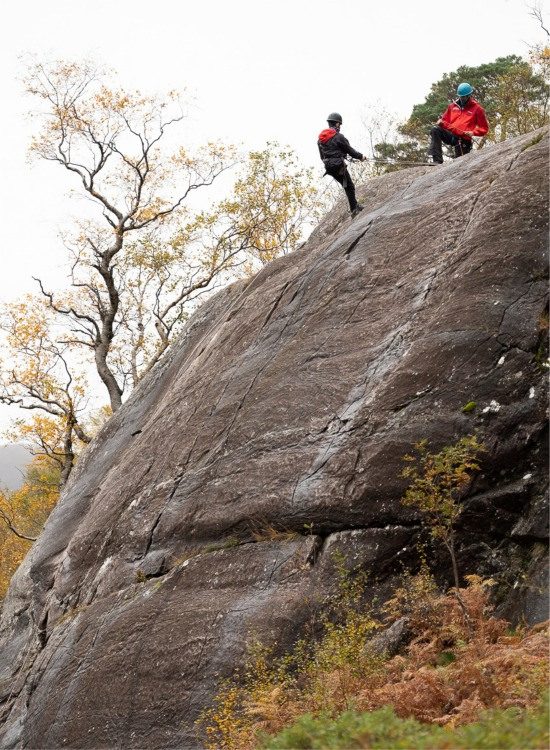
[34,277,101,337]
[529,3,550,37]
[0,507,37,542]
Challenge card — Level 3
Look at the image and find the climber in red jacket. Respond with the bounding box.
[428,83,489,164]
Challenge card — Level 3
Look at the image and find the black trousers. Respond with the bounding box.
[326,165,358,211]
[429,126,472,163]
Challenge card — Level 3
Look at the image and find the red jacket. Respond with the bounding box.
[439,98,489,141]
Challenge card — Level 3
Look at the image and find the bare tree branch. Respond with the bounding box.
[0,506,37,542]
[529,3,550,37]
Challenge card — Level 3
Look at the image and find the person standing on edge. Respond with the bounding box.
[318,112,367,217]
[428,83,489,164]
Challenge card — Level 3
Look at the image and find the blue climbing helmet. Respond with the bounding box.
[457,82,474,97]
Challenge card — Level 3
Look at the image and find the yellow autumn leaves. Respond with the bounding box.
[1,60,330,522]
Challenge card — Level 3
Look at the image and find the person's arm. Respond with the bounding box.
[463,105,489,139]
[472,106,489,137]
[337,133,364,161]
[439,104,460,134]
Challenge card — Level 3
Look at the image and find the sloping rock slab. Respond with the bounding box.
[0,130,548,748]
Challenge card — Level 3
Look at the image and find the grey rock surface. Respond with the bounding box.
[0,130,548,748]
[367,617,411,657]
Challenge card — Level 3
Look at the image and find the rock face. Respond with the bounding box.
[0,130,548,748]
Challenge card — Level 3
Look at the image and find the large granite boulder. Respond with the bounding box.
[0,129,547,748]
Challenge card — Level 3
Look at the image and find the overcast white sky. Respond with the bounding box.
[0,0,546,434]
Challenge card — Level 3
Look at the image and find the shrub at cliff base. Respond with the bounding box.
[262,696,549,750]
[198,437,549,749]
[197,575,549,750]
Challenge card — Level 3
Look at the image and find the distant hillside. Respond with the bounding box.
[0,444,32,490]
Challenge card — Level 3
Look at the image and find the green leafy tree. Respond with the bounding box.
[400,56,549,148]
[372,139,427,172]
[401,435,486,594]
[372,55,549,170]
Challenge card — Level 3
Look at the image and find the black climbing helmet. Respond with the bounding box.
[327,112,343,125]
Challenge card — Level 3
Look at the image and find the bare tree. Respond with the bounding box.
[101,218,248,387]
[529,3,550,38]
[359,102,402,175]
[25,59,235,411]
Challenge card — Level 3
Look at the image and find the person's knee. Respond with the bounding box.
[430,125,440,136]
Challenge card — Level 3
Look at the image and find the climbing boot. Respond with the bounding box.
[350,204,364,218]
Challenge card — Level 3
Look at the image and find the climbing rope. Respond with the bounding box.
[348,156,436,168]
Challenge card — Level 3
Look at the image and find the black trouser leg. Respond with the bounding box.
[328,166,357,211]
[429,125,457,163]
[453,138,472,158]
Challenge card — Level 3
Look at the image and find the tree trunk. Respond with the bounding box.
[95,232,124,412]
[95,344,123,412]
[60,421,75,487]
[445,534,471,629]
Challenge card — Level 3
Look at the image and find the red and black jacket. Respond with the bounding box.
[318,128,363,171]
[439,98,489,141]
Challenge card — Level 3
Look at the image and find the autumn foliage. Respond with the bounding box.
[197,438,547,749]
[401,435,485,596]
[0,298,92,484]
[0,59,330,493]
[0,456,59,598]
[197,574,549,749]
